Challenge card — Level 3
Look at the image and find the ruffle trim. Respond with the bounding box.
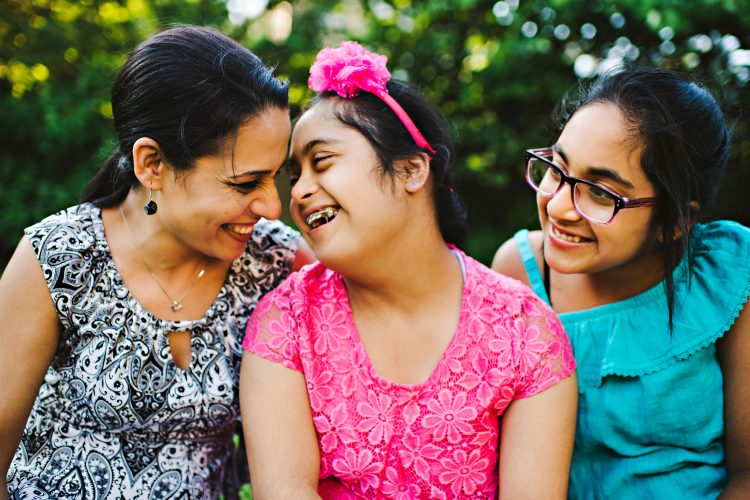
[601,275,749,378]
[561,221,750,380]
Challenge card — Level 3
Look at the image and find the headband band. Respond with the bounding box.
[308,41,436,155]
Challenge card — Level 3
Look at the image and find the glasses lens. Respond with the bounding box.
[574,183,617,223]
[527,157,562,195]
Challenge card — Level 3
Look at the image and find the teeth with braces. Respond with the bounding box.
[306,207,337,229]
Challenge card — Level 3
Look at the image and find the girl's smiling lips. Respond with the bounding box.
[549,223,593,247]
[301,204,340,229]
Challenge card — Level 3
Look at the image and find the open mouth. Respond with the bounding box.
[306,207,338,229]
[224,223,255,236]
[551,225,591,243]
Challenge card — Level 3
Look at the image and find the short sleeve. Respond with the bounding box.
[512,290,576,399]
[243,277,303,372]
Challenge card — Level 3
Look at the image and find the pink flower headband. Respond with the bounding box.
[308,41,436,154]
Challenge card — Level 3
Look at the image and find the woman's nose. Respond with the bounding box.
[250,183,282,221]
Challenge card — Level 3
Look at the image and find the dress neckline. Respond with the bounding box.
[338,249,470,391]
[90,203,232,329]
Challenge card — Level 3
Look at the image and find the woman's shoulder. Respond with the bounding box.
[249,219,301,253]
[24,203,103,257]
[258,261,339,303]
[234,219,301,280]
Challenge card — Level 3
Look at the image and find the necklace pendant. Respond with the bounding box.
[171,301,183,313]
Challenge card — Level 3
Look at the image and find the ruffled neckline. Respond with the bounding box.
[560,221,750,380]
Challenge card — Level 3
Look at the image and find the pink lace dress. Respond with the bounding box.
[243,250,575,498]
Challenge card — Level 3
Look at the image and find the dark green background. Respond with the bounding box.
[2,0,748,271]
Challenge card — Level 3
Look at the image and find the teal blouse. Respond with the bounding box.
[515,221,750,499]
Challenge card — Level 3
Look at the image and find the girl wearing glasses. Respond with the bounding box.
[241,42,577,498]
[492,66,750,498]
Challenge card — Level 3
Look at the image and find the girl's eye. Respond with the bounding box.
[289,175,299,186]
[313,154,333,166]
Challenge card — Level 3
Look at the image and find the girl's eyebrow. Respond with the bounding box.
[288,137,341,170]
[553,143,635,189]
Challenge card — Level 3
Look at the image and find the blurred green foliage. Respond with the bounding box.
[1,0,749,270]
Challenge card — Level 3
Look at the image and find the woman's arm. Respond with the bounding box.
[498,374,578,499]
[240,352,321,499]
[0,237,61,497]
[718,301,750,498]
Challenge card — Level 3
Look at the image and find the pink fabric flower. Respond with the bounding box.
[332,448,384,491]
[356,392,396,444]
[422,389,477,443]
[308,41,391,98]
[512,317,548,368]
[439,449,490,496]
[310,301,349,354]
[315,403,358,453]
[380,466,422,499]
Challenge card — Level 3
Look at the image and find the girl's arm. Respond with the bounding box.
[0,237,61,497]
[498,374,578,499]
[718,301,750,498]
[240,352,321,499]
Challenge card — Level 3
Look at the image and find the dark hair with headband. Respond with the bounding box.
[555,66,731,328]
[306,42,467,245]
[82,25,289,206]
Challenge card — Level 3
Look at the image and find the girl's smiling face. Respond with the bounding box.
[288,100,412,270]
[538,102,662,277]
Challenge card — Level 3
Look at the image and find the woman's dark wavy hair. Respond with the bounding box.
[82,25,288,206]
[554,66,731,328]
[307,80,468,245]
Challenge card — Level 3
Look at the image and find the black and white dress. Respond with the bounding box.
[7,203,299,499]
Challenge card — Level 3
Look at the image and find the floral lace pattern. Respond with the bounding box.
[244,251,575,498]
[8,203,298,499]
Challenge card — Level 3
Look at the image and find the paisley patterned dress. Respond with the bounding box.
[7,203,299,499]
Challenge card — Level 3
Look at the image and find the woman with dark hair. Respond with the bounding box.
[240,41,577,498]
[492,66,750,498]
[0,26,310,498]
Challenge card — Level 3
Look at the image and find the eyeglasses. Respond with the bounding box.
[525,148,657,224]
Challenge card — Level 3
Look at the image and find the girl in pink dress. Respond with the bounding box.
[240,42,578,499]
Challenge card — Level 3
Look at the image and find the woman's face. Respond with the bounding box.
[538,102,661,276]
[288,100,411,269]
[157,106,291,262]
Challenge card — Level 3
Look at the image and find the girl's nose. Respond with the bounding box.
[545,182,582,221]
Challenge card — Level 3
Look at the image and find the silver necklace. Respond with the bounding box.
[119,206,207,313]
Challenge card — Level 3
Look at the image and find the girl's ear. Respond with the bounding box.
[400,152,431,194]
[132,137,164,190]
[659,201,701,242]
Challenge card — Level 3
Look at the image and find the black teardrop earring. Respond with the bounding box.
[143,187,158,215]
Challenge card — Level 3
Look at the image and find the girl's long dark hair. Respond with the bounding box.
[555,67,731,328]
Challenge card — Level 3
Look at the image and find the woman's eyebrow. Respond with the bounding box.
[228,169,274,179]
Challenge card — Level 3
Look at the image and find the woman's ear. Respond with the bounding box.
[401,152,431,194]
[132,137,164,190]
